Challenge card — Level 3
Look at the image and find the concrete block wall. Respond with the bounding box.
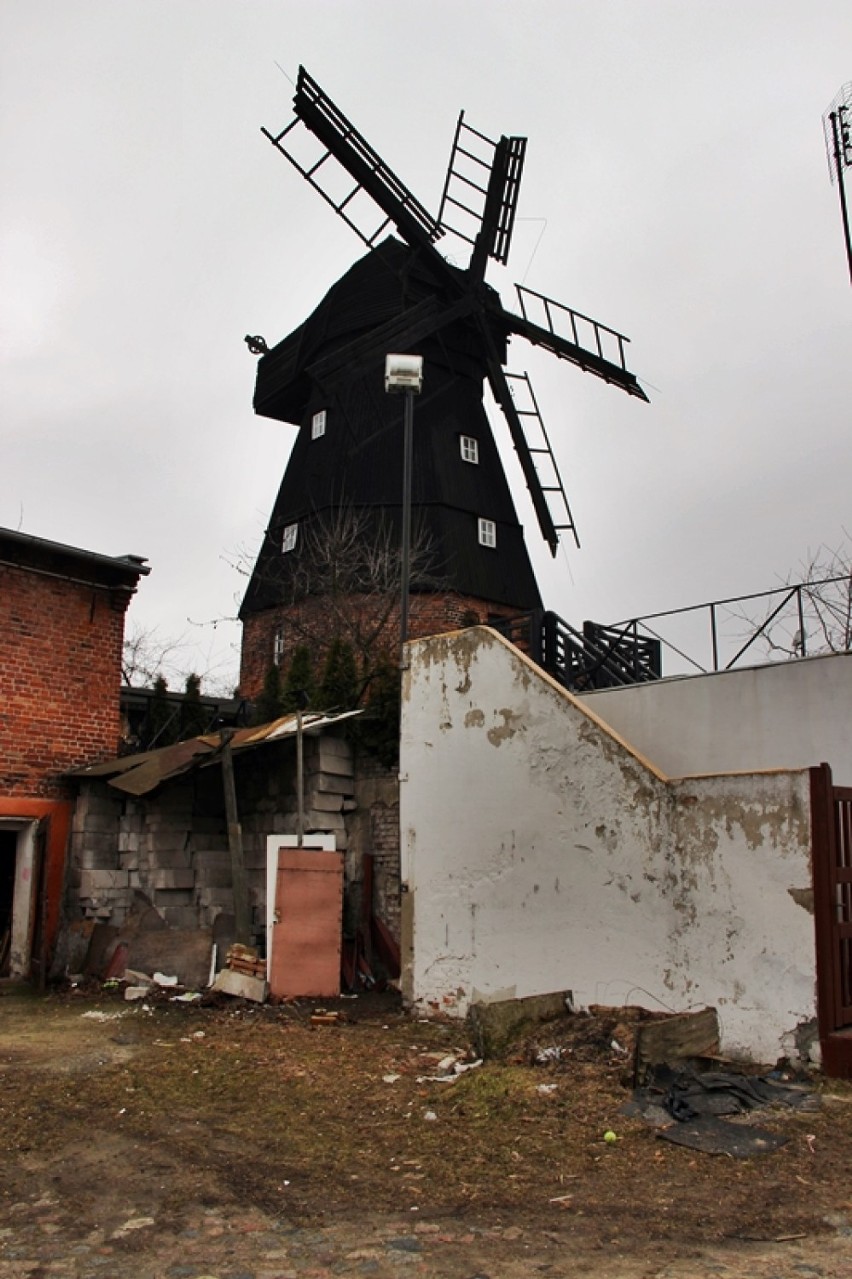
[66,735,363,950]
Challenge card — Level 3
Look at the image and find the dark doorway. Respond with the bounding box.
[0,830,17,976]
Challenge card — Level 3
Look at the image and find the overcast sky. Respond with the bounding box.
[2,1,849,693]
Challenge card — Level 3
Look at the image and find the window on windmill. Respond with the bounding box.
[273,627,285,666]
[281,523,298,553]
[311,409,327,440]
[460,435,479,464]
[478,518,497,548]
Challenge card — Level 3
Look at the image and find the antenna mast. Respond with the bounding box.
[823,82,852,286]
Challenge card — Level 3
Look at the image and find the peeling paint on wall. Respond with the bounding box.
[401,626,818,1065]
[788,886,815,914]
[486,708,525,747]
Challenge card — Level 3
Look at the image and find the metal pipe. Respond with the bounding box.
[399,387,414,669]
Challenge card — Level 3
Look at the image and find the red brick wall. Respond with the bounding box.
[239,591,524,701]
[0,564,131,798]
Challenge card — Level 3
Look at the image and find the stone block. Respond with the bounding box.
[305,790,344,813]
[153,888,194,907]
[211,968,268,1003]
[72,810,120,837]
[79,869,129,895]
[311,738,354,776]
[77,829,120,855]
[309,772,355,797]
[150,869,195,891]
[148,849,193,870]
[195,866,233,890]
[144,831,192,855]
[76,844,122,871]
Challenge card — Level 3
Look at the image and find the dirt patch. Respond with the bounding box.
[2,983,852,1276]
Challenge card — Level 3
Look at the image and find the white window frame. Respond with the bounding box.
[281,523,298,553]
[272,627,285,667]
[311,409,327,440]
[460,434,479,464]
[478,517,496,548]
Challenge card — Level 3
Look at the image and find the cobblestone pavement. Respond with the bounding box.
[1,1195,850,1279]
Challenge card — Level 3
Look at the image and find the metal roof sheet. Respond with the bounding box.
[71,710,362,796]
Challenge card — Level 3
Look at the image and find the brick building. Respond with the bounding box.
[0,527,148,979]
[239,588,521,704]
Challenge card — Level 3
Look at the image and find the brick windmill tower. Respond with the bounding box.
[239,68,646,703]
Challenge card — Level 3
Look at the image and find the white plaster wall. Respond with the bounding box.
[580,651,852,785]
[400,628,817,1064]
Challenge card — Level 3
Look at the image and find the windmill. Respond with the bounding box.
[239,67,647,695]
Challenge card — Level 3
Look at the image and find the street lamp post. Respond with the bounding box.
[385,354,424,669]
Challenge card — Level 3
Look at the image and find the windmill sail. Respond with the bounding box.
[507,285,648,401]
[262,66,443,254]
[503,371,580,552]
[246,63,649,653]
[438,113,527,277]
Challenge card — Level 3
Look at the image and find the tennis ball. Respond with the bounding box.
[603,1130,618,1144]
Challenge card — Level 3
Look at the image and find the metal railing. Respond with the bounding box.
[490,610,661,692]
[491,574,850,691]
[606,575,852,678]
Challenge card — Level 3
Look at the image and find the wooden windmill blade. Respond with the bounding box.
[244,65,652,660]
[437,113,527,280]
[488,362,567,557]
[503,371,581,551]
[262,66,448,262]
[505,284,649,401]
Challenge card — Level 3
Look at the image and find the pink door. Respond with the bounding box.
[269,847,344,998]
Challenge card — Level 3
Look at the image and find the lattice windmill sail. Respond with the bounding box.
[241,66,647,641]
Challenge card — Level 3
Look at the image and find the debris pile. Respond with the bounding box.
[210,943,268,1004]
[225,943,267,980]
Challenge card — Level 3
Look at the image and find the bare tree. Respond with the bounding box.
[122,622,239,696]
[232,505,445,683]
[731,535,852,660]
[121,623,189,688]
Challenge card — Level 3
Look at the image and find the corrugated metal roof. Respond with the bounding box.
[71,710,362,796]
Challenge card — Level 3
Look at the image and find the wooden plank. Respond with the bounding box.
[221,733,251,946]
[635,1007,720,1082]
[371,913,400,979]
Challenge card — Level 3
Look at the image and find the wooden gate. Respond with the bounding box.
[811,764,852,1077]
